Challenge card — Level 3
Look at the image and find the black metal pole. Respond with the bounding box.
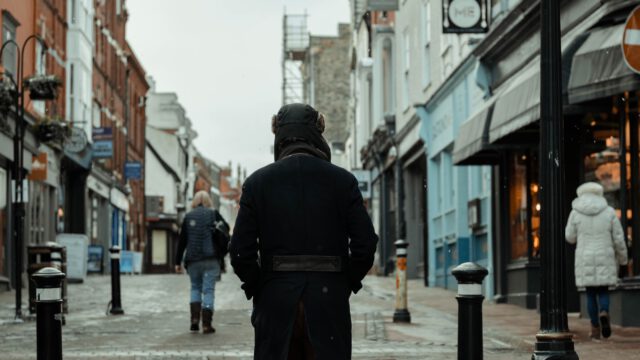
[533,0,578,358]
[109,246,124,315]
[32,267,65,360]
[452,262,488,360]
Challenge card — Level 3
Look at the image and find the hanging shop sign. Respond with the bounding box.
[124,161,142,180]
[92,140,113,158]
[442,0,489,34]
[622,5,640,74]
[92,127,113,141]
[64,127,88,153]
[367,0,399,11]
[28,152,47,181]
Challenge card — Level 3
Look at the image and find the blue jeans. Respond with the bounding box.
[586,286,610,326]
[187,259,220,310]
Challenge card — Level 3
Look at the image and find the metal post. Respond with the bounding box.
[393,239,411,323]
[32,267,65,360]
[452,262,488,360]
[109,246,124,315]
[533,0,578,358]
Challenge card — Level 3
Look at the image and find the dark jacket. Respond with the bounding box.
[230,154,378,359]
[175,206,229,267]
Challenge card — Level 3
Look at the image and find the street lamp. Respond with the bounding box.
[0,35,61,321]
[533,0,578,358]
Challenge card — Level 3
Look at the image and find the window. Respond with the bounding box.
[70,0,77,24]
[422,1,432,87]
[116,0,122,16]
[402,29,410,110]
[382,39,394,114]
[33,42,47,115]
[508,151,539,261]
[2,13,18,78]
[92,101,101,128]
[69,64,75,122]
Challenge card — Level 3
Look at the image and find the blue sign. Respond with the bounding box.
[92,140,113,158]
[87,245,104,273]
[124,162,142,180]
[120,250,134,274]
[92,127,113,141]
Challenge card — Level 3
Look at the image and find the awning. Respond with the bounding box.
[489,63,540,144]
[568,24,640,104]
[452,99,496,165]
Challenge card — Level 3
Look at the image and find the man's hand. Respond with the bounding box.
[175,265,183,274]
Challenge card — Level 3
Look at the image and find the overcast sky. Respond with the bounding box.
[126,0,351,175]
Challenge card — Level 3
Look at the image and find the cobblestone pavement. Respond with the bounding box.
[0,270,637,359]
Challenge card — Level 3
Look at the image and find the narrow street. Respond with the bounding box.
[1,270,639,359]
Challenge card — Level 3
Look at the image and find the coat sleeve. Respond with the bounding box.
[610,210,629,266]
[229,182,261,300]
[565,210,577,245]
[175,220,188,266]
[346,177,378,294]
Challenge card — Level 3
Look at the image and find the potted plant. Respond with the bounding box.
[24,74,61,101]
[33,116,70,143]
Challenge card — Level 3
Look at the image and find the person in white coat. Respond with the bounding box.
[565,182,628,339]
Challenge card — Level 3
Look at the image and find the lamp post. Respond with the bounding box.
[533,0,578,358]
[0,35,61,321]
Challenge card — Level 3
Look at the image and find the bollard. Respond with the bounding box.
[32,267,65,360]
[393,239,411,323]
[452,262,488,360]
[108,246,124,315]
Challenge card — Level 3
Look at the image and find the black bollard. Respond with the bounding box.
[32,267,65,360]
[109,246,124,315]
[452,262,488,360]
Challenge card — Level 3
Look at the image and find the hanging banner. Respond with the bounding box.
[92,140,113,158]
[442,0,489,34]
[28,152,47,181]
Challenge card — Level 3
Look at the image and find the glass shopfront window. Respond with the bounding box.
[509,151,540,261]
[0,168,7,276]
[581,96,638,277]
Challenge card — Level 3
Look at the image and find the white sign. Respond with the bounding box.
[449,0,481,28]
[352,169,372,199]
[57,233,88,282]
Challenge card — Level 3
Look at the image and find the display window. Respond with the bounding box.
[508,151,540,261]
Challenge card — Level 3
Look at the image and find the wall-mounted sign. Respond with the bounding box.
[467,198,481,229]
[124,161,142,180]
[92,127,113,141]
[28,152,47,181]
[92,140,113,158]
[352,169,372,199]
[367,0,399,11]
[443,0,489,34]
[65,127,88,153]
[622,5,640,74]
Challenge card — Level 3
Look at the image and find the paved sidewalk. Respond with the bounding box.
[0,271,638,359]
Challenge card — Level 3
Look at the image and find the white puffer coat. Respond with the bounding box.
[565,182,628,287]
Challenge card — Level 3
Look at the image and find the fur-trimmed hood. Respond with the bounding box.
[572,182,608,216]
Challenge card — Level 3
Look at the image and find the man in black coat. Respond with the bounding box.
[230,104,378,359]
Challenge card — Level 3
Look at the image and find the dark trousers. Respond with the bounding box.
[288,301,315,360]
[586,286,610,327]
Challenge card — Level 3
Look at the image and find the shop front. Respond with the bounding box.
[458,1,640,316]
[418,58,494,295]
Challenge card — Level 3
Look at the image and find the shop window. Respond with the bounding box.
[2,12,18,78]
[509,151,539,261]
[0,168,7,276]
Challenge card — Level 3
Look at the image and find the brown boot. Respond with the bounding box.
[202,308,215,334]
[190,303,201,332]
[589,324,601,339]
[600,311,611,338]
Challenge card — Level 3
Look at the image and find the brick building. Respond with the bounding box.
[302,24,352,169]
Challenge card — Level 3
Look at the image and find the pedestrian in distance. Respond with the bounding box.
[230,103,378,360]
[565,182,628,339]
[175,190,230,334]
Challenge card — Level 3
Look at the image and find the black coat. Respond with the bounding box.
[230,154,378,360]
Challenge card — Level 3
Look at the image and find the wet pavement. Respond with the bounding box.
[0,269,638,359]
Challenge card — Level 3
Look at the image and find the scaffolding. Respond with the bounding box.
[282,13,309,105]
